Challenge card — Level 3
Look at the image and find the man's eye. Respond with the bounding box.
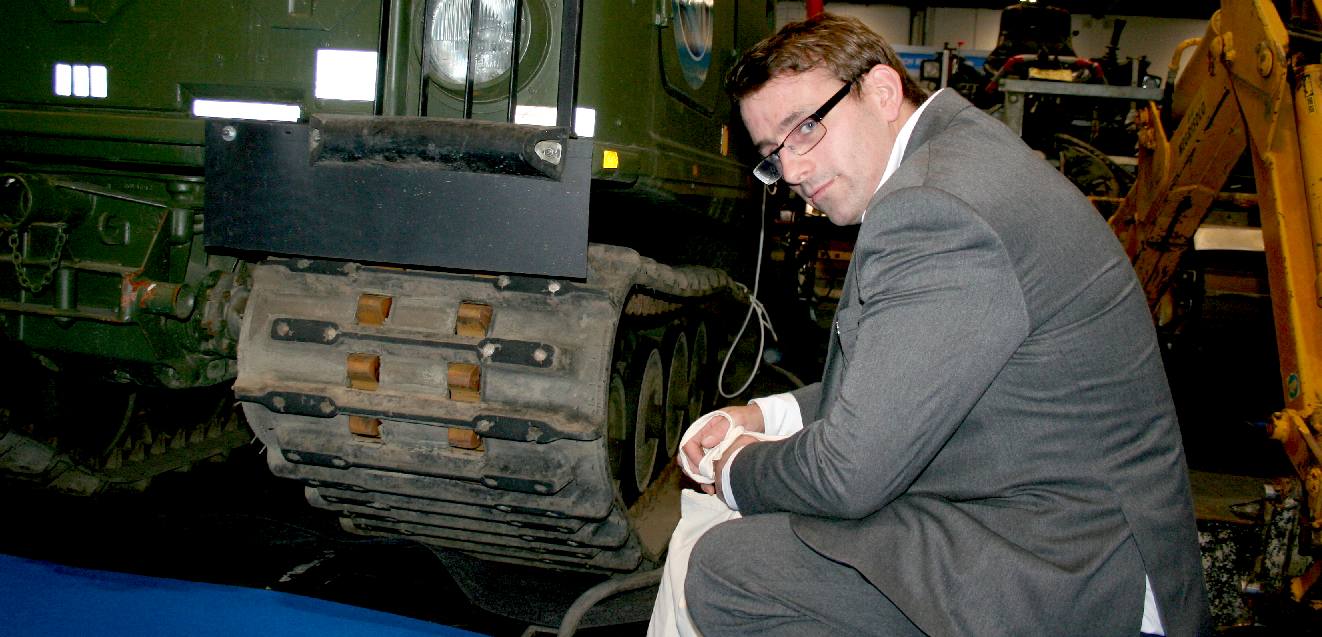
[795,119,819,137]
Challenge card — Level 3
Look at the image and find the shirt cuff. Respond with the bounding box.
[719,446,746,510]
[749,393,804,437]
[724,394,803,509]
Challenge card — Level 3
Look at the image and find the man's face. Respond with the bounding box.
[740,66,902,226]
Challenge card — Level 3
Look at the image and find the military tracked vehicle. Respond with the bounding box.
[1,0,775,580]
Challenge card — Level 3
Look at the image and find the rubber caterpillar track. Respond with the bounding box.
[0,388,248,496]
[236,244,744,572]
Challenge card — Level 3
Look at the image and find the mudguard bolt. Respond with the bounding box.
[547,281,561,293]
[532,348,548,363]
[1256,42,1274,77]
[221,125,237,142]
[534,140,563,165]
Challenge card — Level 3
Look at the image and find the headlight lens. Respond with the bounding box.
[427,0,529,88]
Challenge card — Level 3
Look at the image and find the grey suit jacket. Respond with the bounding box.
[729,91,1211,637]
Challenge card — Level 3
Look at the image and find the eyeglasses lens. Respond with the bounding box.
[750,80,850,185]
[753,155,781,185]
[752,121,826,186]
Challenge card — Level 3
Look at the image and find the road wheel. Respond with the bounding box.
[623,348,664,499]
[605,372,628,487]
[687,321,710,422]
[663,325,690,458]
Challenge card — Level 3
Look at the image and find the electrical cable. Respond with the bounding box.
[765,361,805,389]
[717,185,780,398]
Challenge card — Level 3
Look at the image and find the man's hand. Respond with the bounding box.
[680,404,765,495]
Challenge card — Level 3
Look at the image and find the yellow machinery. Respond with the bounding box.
[1111,0,1322,601]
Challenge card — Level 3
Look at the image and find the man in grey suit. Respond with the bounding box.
[680,14,1211,637]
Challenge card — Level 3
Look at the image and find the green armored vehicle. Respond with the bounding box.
[1,0,774,581]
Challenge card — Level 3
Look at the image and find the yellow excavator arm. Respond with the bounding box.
[1111,0,1322,600]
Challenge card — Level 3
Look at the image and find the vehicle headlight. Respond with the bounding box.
[427,0,530,88]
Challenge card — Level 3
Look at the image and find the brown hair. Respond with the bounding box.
[726,13,929,106]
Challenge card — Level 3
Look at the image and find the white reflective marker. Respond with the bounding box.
[576,107,596,138]
[54,64,72,96]
[513,105,597,138]
[192,99,302,122]
[53,63,108,99]
[90,65,108,98]
[315,49,378,101]
[72,64,90,97]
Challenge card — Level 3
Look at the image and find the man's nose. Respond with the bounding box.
[779,151,812,185]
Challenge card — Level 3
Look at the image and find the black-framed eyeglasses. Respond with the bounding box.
[752,80,854,185]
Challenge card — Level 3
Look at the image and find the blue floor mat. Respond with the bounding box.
[1,553,486,637]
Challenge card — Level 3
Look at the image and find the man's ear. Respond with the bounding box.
[861,63,905,123]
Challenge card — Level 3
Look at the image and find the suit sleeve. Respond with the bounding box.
[730,186,1030,519]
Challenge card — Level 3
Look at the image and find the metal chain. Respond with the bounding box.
[8,223,69,293]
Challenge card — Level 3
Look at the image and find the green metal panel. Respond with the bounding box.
[575,0,762,201]
[4,0,384,166]
[1,0,771,384]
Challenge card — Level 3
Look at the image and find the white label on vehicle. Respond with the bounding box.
[192,99,302,122]
[315,49,379,102]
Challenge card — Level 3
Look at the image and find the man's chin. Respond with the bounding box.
[823,207,863,226]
